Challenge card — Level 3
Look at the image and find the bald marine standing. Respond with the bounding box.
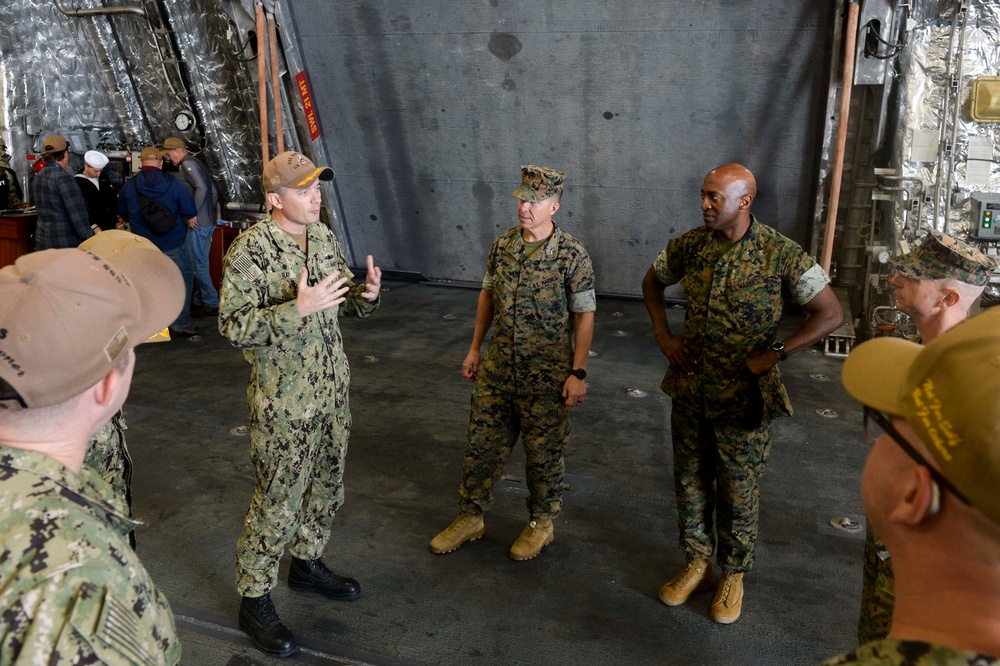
[642,163,843,624]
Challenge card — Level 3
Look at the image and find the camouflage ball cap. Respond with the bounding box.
[263,151,334,193]
[842,308,1000,526]
[512,165,567,202]
[890,231,996,287]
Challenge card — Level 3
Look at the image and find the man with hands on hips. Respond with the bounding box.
[642,163,842,625]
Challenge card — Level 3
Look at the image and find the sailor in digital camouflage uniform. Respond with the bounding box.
[429,165,596,562]
[0,246,184,664]
[78,230,172,550]
[827,307,1000,665]
[641,163,843,624]
[857,231,996,645]
[219,150,381,658]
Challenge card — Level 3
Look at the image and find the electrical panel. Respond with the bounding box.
[972,194,1000,239]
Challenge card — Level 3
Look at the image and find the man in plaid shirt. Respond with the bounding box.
[32,135,96,250]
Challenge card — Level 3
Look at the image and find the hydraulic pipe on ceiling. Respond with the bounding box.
[53,0,145,17]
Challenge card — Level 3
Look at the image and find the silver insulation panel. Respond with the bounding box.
[0,0,268,208]
[890,0,1000,240]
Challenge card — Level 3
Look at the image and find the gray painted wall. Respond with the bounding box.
[287,1,835,296]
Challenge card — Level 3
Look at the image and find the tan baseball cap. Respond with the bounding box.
[80,228,158,256]
[0,246,184,410]
[163,137,186,151]
[139,146,163,162]
[842,308,1000,525]
[263,151,334,193]
[42,135,68,155]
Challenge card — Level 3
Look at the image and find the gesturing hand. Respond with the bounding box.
[361,254,382,301]
[296,267,349,317]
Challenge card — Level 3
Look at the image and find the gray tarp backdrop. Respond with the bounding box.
[0,0,835,297]
[287,0,836,295]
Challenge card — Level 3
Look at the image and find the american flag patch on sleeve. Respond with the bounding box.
[231,255,263,282]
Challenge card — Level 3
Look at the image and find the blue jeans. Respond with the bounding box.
[186,224,219,308]
[165,242,194,328]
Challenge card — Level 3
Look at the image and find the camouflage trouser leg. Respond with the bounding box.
[857,523,894,643]
[235,406,351,598]
[458,384,569,519]
[84,410,133,519]
[519,391,569,519]
[671,403,771,573]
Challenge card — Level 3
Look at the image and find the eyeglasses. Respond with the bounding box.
[863,406,970,506]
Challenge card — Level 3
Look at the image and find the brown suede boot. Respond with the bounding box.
[710,572,744,624]
[429,512,485,554]
[509,517,554,561]
[658,557,715,606]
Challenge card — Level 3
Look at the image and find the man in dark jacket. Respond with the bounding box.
[75,150,118,231]
[118,146,198,335]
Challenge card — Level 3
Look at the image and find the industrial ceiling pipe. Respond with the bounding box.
[267,14,284,154]
[820,0,860,275]
[255,0,269,166]
[54,0,145,17]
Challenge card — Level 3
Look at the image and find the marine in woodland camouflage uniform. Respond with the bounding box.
[220,213,379,597]
[652,216,830,570]
[0,245,185,664]
[430,165,595,562]
[643,164,842,624]
[460,220,596,519]
[857,231,996,644]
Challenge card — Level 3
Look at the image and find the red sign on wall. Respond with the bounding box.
[295,71,321,141]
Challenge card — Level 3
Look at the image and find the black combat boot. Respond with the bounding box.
[288,558,362,600]
[238,593,298,658]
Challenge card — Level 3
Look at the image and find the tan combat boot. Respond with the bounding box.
[509,517,554,561]
[657,557,715,606]
[429,512,485,554]
[710,572,744,624]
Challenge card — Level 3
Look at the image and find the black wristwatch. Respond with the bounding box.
[770,341,787,361]
[569,368,587,380]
